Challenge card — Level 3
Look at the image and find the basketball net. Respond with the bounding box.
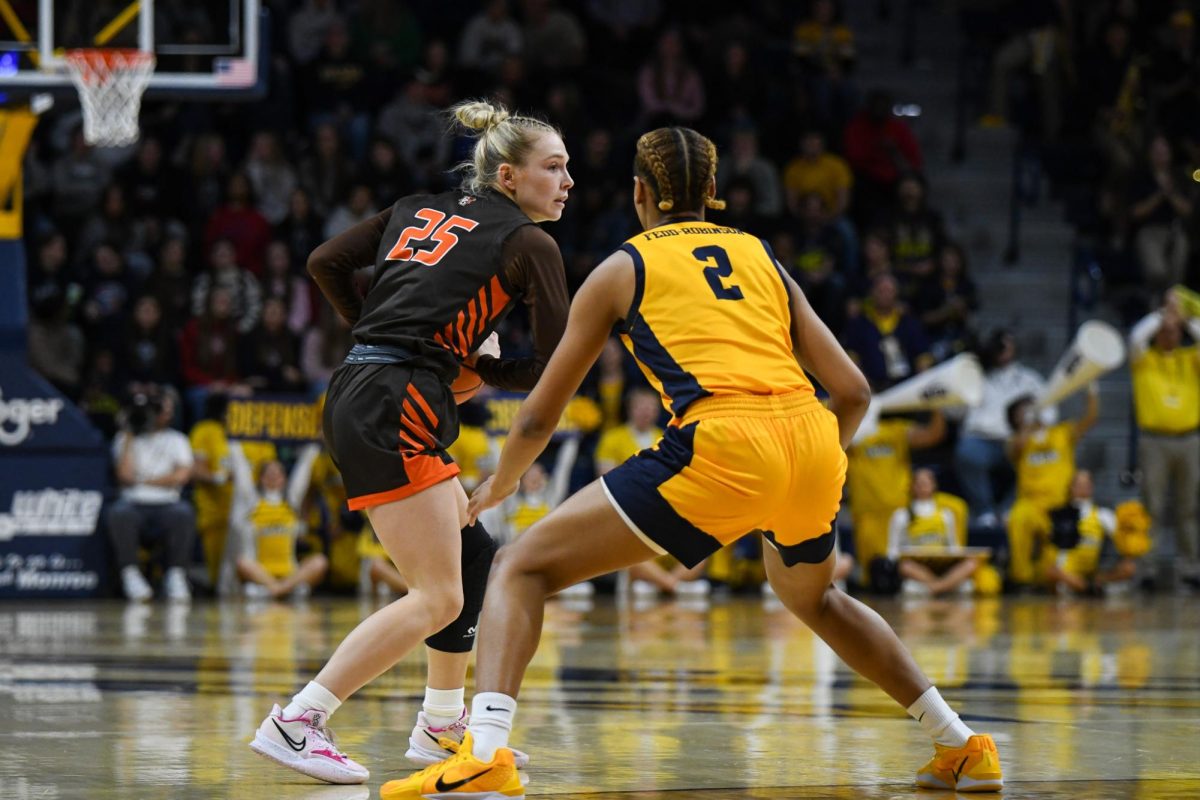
[64,49,155,147]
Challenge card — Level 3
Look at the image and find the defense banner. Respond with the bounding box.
[224,395,322,442]
[481,393,602,438]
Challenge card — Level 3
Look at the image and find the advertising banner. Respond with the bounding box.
[0,352,109,598]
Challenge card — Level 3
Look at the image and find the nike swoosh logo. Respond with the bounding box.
[953,756,969,782]
[918,712,925,722]
[485,705,510,712]
[272,719,306,752]
[435,766,493,792]
[423,729,447,747]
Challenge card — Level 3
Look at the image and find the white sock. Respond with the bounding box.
[283,680,342,721]
[423,686,465,727]
[469,692,516,762]
[907,686,974,748]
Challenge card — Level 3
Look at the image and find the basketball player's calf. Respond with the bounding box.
[763,538,1003,792]
[406,523,530,769]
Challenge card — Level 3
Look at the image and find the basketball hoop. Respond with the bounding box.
[64,49,155,148]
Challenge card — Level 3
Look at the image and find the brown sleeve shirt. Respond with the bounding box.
[305,208,392,325]
[473,225,570,392]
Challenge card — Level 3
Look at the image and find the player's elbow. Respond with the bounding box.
[837,372,872,411]
[305,251,325,279]
[515,409,557,440]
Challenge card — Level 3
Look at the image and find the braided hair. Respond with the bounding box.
[634,127,726,214]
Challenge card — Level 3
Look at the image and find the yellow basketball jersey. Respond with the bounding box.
[847,419,913,512]
[618,223,812,417]
[1015,422,1075,508]
[509,499,550,536]
[248,499,301,577]
[1059,507,1105,577]
[905,505,954,549]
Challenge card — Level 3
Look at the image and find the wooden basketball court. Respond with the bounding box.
[1,594,1197,799]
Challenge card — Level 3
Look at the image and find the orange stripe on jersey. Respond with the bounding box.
[396,424,425,453]
[453,308,471,355]
[432,274,512,361]
[434,321,467,360]
[486,275,510,323]
[401,403,437,449]
[408,384,440,427]
[467,294,485,345]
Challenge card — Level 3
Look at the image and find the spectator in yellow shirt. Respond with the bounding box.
[887,469,978,596]
[846,410,945,584]
[783,130,857,269]
[1038,471,1137,595]
[595,388,662,473]
[188,393,277,591]
[1129,292,1200,582]
[1004,387,1098,586]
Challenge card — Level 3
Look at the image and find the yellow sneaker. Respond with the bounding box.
[380,732,524,800]
[916,733,1003,792]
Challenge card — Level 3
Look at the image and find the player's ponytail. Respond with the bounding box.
[450,99,560,196]
[634,127,726,216]
[453,100,510,133]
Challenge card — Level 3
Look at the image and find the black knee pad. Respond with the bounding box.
[425,521,497,653]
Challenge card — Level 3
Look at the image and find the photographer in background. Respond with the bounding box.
[106,386,196,602]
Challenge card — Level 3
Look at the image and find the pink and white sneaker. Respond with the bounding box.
[404,708,530,768]
[250,704,369,784]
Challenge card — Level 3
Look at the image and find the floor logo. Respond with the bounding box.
[0,388,64,446]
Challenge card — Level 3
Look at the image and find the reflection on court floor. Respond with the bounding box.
[0,595,1197,799]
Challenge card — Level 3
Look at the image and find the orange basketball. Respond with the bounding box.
[451,364,483,404]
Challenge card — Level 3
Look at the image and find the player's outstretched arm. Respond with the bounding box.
[780,269,871,448]
[468,251,632,522]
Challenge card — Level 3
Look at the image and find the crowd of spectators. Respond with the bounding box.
[966,0,1200,314]
[30,0,1170,599]
[963,1,1200,589]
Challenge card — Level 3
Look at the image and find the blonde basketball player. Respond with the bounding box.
[382,127,1004,799]
[248,100,571,783]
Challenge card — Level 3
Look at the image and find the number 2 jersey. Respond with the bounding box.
[617,221,814,418]
[308,188,569,391]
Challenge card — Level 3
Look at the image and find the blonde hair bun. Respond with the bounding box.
[453,101,511,133]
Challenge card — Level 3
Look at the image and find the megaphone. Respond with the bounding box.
[874,353,985,413]
[850,354,984,446]
[1035,320,1125,409]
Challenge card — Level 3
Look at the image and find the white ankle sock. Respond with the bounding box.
[469,692,516,762]
[283,680,342,721]
[423,687,465,727]
[907,686,974,748]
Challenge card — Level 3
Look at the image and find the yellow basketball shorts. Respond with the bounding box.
[601,392,846,568]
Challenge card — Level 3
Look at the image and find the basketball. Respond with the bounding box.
[452,364,483,404]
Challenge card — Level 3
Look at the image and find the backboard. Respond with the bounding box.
[0,0,266,99]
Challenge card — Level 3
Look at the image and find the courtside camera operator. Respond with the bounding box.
[107,385,196,602]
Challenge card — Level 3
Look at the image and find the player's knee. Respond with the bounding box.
[423,585,465,631]
[309,553,329,574]
[492,539,542,579]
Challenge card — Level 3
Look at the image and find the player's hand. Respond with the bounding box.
[467,474,517,526]
[465,332,501,367]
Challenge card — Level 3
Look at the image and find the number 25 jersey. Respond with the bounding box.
[617,222,814,418]
[352,189,565,389]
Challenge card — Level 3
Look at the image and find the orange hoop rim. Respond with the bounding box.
[64,48,156,67]
[63,48,155,88]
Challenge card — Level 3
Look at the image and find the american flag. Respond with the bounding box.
[214,57,255,87]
